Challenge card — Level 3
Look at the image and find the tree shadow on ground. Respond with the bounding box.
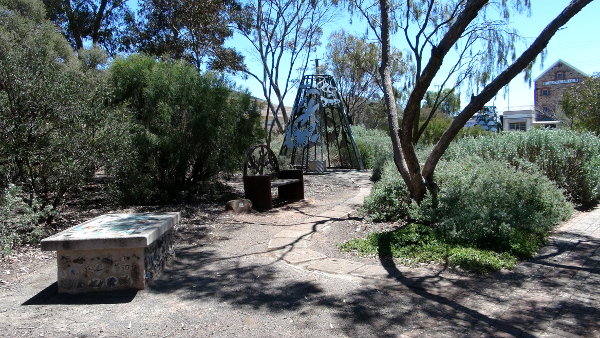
[329,228,600,337]
[148,246,334,313]
[139,195,599,337]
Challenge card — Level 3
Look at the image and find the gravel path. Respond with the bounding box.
[0,170,598,337]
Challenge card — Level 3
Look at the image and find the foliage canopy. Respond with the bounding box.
[107,55,263,203]
[0,0,124,214]
[562,74,600,135]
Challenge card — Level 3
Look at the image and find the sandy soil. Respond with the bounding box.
[1,170,598,337]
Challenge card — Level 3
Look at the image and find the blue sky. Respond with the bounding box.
[228,1,600,113]
[487,0,600,112]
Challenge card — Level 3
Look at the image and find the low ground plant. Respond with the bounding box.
[0,185,53,255]
[340,223,517,273]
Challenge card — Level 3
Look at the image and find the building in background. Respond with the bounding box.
[534,59,588,116]
[502,109,560,131]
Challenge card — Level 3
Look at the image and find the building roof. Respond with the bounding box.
[534,59,589,82]
[535,113,559,122]
[502,109,536,115]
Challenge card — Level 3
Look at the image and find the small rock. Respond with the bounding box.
[225,199,253,213]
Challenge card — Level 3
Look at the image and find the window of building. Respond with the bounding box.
[556,72,565,80]
[542,89,549,96]
[542,106,549,113]
[509,122,527,131]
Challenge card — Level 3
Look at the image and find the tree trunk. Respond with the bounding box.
[63,0,84,50]
[378,0,413,194]
[379,0,592,204]
[91,0,109,46]
[382,0,489,202]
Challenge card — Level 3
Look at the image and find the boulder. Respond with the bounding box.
[225,199,253,213]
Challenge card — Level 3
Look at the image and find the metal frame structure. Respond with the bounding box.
[280,74,363,171]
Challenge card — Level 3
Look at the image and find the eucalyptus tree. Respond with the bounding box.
[42,0,132,54]
[325,30,409,125]
[234,0,337,141]
[133,0,244,71]
[423,88,461,116]
[350,0,594,202]
[562,74,600,134]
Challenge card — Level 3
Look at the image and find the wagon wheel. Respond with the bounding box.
[243,144,280,176]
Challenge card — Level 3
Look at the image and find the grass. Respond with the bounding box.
[339,223,518,274]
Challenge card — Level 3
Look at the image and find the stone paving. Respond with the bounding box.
[265,170,600,337]
[267,171,373,276]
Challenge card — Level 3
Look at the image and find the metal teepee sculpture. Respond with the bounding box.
[280,72,363,172]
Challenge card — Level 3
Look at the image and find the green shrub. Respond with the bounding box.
[0,0,126,217]
[360,154,572,263]
[363,156,572,256]
[583,156,600,205]
[0,184,53,255]
[418,115,490,145]
[445,129,600,204]
[433,157,573,257]
[351,125,393,174]
[361,157,435,222]
[361,160,413,221]
[108,55,263,203]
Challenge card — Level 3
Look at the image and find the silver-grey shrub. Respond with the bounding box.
[433,157,573,257]
[362,156,573,257]
[445,129,600,205]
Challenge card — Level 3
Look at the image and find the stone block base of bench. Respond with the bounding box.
[56,229,174,294]
[41,212,179,294]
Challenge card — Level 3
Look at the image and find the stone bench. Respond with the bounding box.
[41,212,180,294]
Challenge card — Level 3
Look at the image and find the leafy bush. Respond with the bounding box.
[0,0,125,217]
[584,156,600,201]
[108,55,263,203]
[445,129,600,204]
[418,114,490,145]
[357,155,573,270]
[0,185,53,255]
[433,157,573,257]
[351,125,393,176]
[361,157,434,222]
[361,160,413,221]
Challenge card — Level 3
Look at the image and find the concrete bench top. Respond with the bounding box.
[41,212,180,251]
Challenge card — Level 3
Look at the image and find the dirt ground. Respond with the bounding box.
[0,170,598,337]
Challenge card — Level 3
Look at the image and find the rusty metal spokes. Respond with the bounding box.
[243,144,280,177]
